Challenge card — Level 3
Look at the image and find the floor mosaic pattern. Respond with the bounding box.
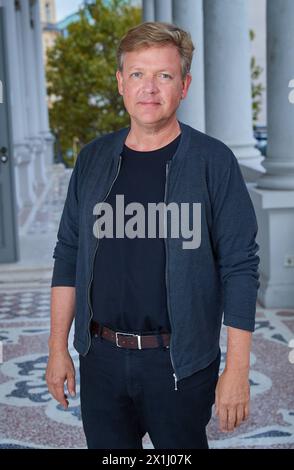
[0,290,293,449]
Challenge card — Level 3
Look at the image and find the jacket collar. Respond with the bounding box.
[111,121,192,165]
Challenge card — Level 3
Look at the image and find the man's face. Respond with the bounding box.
[116,45,192,127]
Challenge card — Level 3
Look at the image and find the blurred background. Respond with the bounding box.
[0,0,293,449]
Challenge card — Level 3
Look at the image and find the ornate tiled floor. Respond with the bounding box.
[0,289,293,449]
[207,308,294,449]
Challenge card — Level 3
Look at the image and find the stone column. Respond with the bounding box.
[257,0,294,190]
[4,0,35,209]
[32,0,54,171]
[173,0,205,131]
[203,0,263,181]
[248,0,294,308]
[18,0,38,196]
[154,0,172,23]
[20,0,46,189]
[19,0,40,142]
[142,0,155,22]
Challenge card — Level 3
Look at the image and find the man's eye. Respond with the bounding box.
[131,72,142,78]
[160,73,172,79]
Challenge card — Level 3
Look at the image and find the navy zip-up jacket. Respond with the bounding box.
[51,121,260,382]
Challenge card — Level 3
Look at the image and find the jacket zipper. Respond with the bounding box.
[164,161,178,391]
[85,155,123,355]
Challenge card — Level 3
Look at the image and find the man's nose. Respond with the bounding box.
[142,77,159,93]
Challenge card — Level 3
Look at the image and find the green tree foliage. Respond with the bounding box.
[47,0,141,164]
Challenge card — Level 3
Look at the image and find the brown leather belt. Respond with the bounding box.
[90,320,171,350]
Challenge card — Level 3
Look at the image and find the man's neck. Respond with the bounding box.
[125,119,181,152]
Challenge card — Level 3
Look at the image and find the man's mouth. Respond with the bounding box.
[138,101,161,105]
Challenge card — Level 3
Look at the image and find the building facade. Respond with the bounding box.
[40,0,59,66]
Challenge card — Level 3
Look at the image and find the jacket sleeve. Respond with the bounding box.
[51,153,82,288]
[211,151,260,332]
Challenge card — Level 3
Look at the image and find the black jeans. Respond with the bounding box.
[79,334,221,449]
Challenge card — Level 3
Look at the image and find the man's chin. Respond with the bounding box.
[133,114,165,127]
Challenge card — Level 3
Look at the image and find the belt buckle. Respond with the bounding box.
[115,331,142,349]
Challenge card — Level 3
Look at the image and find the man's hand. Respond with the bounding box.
[46,348,76,409]
[215,367,250,432]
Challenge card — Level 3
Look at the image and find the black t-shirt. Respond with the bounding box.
[91,134,181,334]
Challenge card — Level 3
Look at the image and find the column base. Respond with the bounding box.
[258,272,294,308]
[229,140,265,183]
[13,142,36,208]
[257,159,294,190]
[30,137,47,188]
[240,159,265,183]
[40,130,55,167]
[248,185,294,309]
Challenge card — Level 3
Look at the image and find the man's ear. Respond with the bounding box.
[116,70,124,96]
[182,73,192,100]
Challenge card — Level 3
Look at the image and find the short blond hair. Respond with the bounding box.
[117,21,195,79]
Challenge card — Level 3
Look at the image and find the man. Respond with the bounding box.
[46,22,260,449]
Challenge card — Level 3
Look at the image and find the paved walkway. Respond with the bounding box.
[0,165,293,448]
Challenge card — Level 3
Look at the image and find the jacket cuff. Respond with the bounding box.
[223,314,255,332]
[51,258,76,287]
